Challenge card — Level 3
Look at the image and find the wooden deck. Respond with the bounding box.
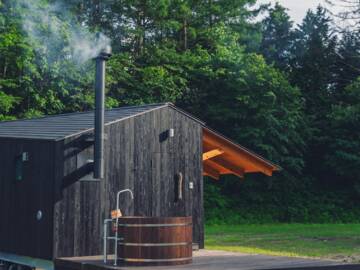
[54,250,359,270]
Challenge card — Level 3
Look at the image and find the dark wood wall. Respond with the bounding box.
[52,134,102,258]
[53,106,204,258]
[0,138,55,259]
[106,106,204,247]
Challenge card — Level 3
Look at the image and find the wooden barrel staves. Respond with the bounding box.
[117,216,192,266]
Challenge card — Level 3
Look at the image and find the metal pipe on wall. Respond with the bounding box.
[94,45,112,179]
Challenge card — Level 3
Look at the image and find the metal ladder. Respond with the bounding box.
[103,219,123,265]
[103,189,133,266]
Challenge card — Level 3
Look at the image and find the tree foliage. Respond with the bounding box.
[260,3,294,70]
[0,0,359,223]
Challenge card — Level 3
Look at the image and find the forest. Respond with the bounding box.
[0,0,359,224]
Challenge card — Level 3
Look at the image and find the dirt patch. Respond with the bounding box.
[331,254,360,263]
[300,236,360,242]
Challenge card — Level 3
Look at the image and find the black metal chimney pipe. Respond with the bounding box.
[94,45,112,179]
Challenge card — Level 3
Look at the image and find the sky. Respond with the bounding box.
[256,0,330,24]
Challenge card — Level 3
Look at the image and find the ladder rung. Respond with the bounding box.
[107,237,123,240]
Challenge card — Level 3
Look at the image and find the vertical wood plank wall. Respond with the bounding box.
[53,106,204,258]
[53,136,102,258]
[0,138,54,259]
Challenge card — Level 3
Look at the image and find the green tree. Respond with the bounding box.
[260,2,294,71]
[2,0,360,224]
[334,31,360,98]
[107,47,189,105]
[180,25,306,175]
[0,2,33,119]
[288,7,338,188]
[290,6,337,114]
[324,78,360,192]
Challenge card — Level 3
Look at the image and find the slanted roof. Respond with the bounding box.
[0,102,280,178]
[202,127,280,180]
[0,103,169,140]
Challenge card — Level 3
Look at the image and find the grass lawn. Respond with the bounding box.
[205,224,360,262]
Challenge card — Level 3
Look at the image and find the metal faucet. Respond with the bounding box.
[114,189,134,266]
[116,189,134,212]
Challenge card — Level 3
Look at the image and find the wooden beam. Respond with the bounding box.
[211,157,245,178]
[202,148,224,161]
[204,159,230,174]
[203,141,216,152]
[203,129,276,176]
[203,163,220,180]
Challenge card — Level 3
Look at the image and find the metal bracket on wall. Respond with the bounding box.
[85,133,108,142]
[79,178,101,182]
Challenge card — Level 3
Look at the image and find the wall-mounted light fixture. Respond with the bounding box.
[169,128,175,138]
[22,152,29,161]
[36,210,43,221]
[15,152,28,181]
[189,182,194,190]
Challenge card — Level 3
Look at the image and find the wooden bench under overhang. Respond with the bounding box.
[202,127,280,180]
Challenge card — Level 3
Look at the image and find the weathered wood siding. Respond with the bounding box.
[0,138,55,259]
[108,106,204,248]
[52,135,101,258]
[53,106,203,258]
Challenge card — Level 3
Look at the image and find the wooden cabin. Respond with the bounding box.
[0,103,279,261]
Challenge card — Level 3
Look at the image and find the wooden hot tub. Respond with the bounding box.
[117,216,192,266]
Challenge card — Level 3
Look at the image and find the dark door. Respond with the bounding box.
[12,145,53,259]
[151,152,189,217]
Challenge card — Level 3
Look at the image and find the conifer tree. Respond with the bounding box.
[260,3,294,71]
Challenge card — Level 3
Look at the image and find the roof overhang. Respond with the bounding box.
[203,127,280,180]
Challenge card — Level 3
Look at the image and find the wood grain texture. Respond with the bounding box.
[54,250,355,270]
[53,135,102,258]
[52,106,204,259]
[0,105,204,260]
[117,216,192,266]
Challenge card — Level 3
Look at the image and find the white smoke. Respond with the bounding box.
[17,0,110,64]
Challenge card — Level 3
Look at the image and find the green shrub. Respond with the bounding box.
[204,176,360,225]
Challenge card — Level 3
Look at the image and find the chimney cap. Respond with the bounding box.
[97,45,112,60]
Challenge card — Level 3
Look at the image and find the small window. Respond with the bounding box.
[15,152,28,181]
[15,155,23,181]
